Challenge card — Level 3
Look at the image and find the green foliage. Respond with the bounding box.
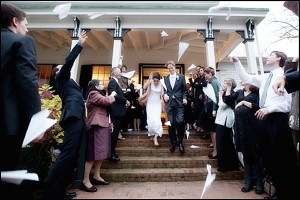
[18,84,64,183]
[38,84,64,163]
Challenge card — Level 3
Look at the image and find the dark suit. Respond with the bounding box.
[1,28,41,171]
[44,44,86,199]
[163,74,187,147]
[189,76,207,129]
[285,70,299,93]
[108,77,127,156]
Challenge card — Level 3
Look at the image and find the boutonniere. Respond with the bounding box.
[176,75,179,81]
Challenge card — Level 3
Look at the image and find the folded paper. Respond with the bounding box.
[1,170,39,185]
[22,109,57,147]
[185,130,190,140]
[203,83,217,104]
[160,79,167,91]
[200,164,216,199]
[53,3,72,20]
[121,70,135,79]
[178,42,189,62]
[164,121,171,126]
[188,64,197,71]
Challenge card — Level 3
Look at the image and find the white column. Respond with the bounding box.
[70,39,80,82]
[254,23,264,75]
[206,40,216,69]
[244,41,258,75]
[111,39,122,68]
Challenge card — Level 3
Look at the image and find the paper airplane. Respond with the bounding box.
[121,70,135,79]
[1,170,39,185]
[208,2,230,13]
[237,152,244,167]
[208,2,231,20]
[188,64,197,71]
[200,164,216,199]
[161,31,169,37]
[164,121,171,126]
[186,130,190,140]
[136,84,142,90]
[191,145,201,149]
[178,42,189,62]
[53,3,72,20]
[203,83,217,104]
[88,13,104,20]
[119,56,123,65]
[160,79,167,91]
[22,109,57,147]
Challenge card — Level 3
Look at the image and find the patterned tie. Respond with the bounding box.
[259,72,273,108]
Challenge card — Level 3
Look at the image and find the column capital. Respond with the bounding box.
[67,17,80,40]
[107,28,131,41]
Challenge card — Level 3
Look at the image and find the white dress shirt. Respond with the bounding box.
[170,73,176,89]
[234,61,291,113]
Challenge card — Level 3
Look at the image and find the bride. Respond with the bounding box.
[141,72,164,146]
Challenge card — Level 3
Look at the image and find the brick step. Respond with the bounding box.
[115,146,214,157]
[102,156,218,169]
[117,139,211,147]
[100,167,244,182]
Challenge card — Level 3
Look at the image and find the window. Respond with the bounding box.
[91,65,111,87]
[37,65,54,87]
[139,63,184,85]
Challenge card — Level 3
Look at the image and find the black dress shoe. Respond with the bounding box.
[80,183,97,193]
[91,177,110,185]
[109,155,120,162]
[64,191,76,199]
[241,186,253,193]
[217,167,227,172]
[170,146,175,153]
[179,143,185,154]
[255,187,264,195]
[208,154,217,159]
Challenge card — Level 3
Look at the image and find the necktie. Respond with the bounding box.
[259,72,273,107]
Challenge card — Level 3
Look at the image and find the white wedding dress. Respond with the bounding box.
[146,81,163,137]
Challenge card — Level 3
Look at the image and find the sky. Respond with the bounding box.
[228,1,299,57]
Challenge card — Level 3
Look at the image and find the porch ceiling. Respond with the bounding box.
[3,1,269,62]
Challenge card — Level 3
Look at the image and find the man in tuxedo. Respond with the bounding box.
[108,67,130,161]
[1,3,41,198]
[43,31,88,199]
[162,60,188,154]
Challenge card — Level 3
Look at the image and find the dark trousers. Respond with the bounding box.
[258,112,299,199]
[43,117,85,199]
[111,115,122,156]
[167,100,185,147]
[216,125,239,171]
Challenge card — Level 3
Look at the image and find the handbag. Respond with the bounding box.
[263,174,276,197]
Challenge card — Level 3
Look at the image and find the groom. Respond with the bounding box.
[162,60,188,154]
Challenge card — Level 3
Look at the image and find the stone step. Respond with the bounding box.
[115,146,214,157]
[101,167,244,182]
[102,156,218,169]
[99,131,243,182]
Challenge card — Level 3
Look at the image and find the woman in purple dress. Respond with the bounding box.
[80,80,116,192]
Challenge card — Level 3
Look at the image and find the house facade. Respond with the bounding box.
[3,1,270,95]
